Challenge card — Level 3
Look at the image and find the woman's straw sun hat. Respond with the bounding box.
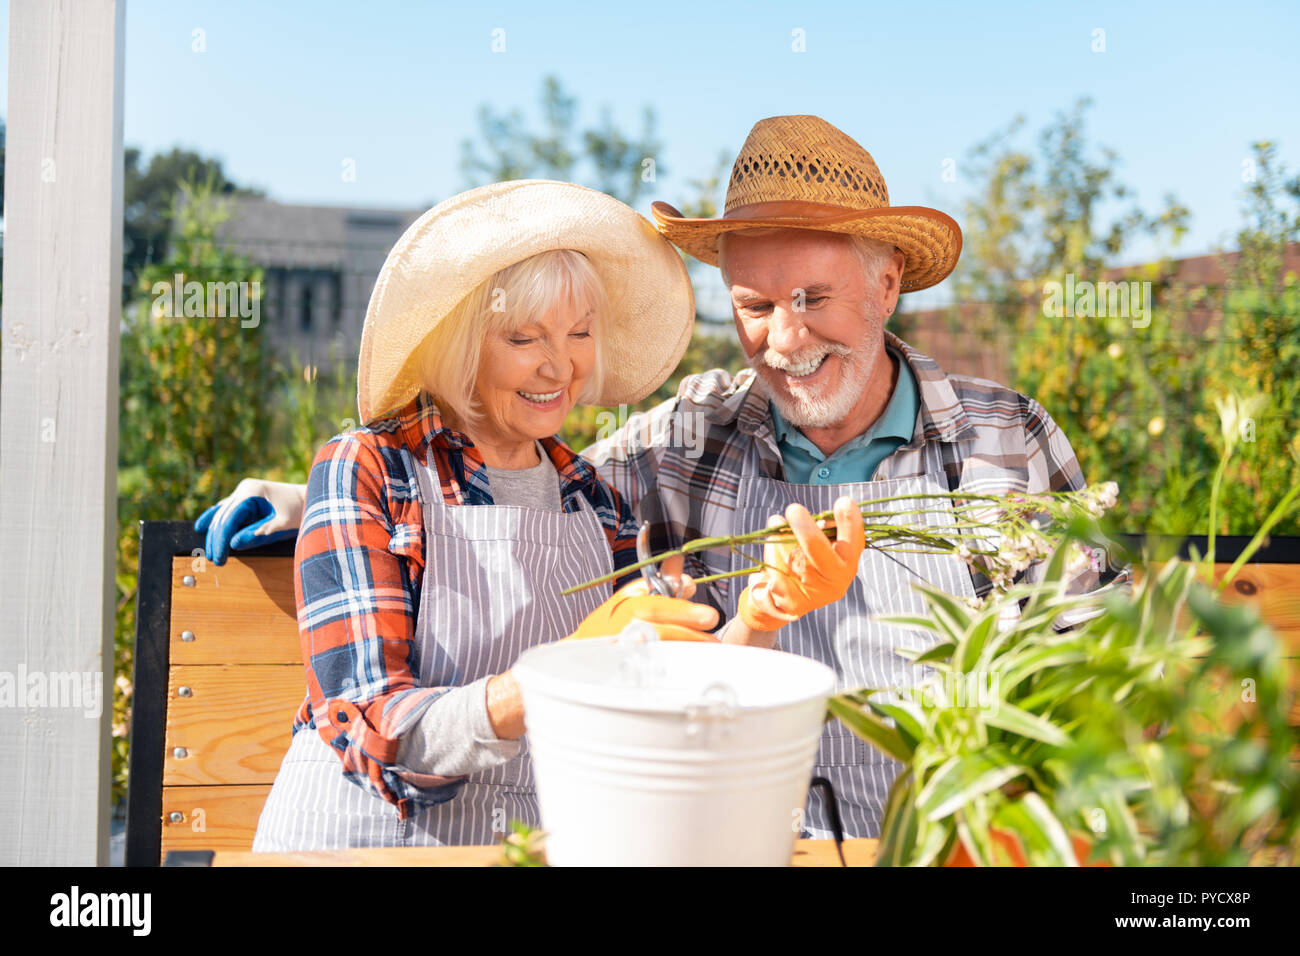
[357,179,695,424]
[651,115,962,293]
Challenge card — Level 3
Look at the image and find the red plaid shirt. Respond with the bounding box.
[291,389,639,818]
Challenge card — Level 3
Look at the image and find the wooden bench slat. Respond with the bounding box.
[208,837,882,866]
[170,556,301,665]
[161,784,271,854]
[1210,563,1300,643]
[164,664,304,786]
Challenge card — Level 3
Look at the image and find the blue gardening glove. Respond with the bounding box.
[194,478,307,565]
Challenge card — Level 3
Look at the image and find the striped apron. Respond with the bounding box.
[252,448,613,851]
[727,436,975,840]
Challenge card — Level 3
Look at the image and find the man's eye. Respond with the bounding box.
[741,305,772,316]
[805,296,827,306]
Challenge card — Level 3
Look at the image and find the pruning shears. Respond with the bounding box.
[637,521,679,598]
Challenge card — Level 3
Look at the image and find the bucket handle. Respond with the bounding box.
[808,776,847,867]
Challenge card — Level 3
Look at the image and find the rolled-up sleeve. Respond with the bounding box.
[294,434,513,819]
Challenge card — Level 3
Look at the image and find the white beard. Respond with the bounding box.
[748,328,884,430]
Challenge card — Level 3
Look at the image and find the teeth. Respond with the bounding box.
[519,389,562,402]
[776,354,828,378]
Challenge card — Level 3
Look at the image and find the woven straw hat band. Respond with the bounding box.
[725,115,891,213]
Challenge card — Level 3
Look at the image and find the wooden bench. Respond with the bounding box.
[123,522,1300,865]
[125,521,301,866]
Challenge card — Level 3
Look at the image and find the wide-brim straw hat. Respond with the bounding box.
[357,180,695,424]
[651,115,962,293]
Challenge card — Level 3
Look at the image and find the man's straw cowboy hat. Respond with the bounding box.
[358,180,695,424]
[651,115,962,292]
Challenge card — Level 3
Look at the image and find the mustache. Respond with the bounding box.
[749,341,853,373]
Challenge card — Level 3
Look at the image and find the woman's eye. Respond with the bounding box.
[570,330,592,338]
[508,337,533,346]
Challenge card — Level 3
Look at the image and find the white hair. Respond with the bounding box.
[417,249,608,429]
[717,229,897,287]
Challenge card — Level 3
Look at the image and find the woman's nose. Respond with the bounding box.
[536,340,571,382]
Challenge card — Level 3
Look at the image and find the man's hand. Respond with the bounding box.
[194,478,308,565]
[738,495,865,631]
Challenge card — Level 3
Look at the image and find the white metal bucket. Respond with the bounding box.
[512,633,836,866]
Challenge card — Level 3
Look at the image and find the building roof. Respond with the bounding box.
[215,197,425,270]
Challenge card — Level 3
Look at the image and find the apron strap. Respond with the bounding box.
[808,776,847,866]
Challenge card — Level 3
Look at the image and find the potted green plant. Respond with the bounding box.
[831,395,1300,866]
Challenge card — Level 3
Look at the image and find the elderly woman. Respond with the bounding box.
[246,181,730,850]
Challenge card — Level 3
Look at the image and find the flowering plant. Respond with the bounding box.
[564,481,1121,598]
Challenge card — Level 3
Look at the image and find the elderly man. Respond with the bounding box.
[577,114,1126,836]
[199,114,1124,840]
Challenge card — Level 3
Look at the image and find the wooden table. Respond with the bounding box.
[211,838,878,867]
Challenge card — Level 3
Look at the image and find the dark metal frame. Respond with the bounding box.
[122,525,1297,866]
[124,520,297,867]
[1113,533,1300,565]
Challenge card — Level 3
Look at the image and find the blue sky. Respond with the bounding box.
[3,0,1297,304]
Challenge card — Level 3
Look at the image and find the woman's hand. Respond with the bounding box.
[737,496,866,632]
[564,562,720,642]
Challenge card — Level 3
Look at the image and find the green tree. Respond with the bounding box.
[458,75,662,207]
[114,175,274,804]
[952,102,1298,537]
[1203,142,1300,535]
[953,99,1189,305]
[123,146,264,303]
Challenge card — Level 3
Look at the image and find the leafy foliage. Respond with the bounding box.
[947,101,1299,538]
[833,435,1300,866]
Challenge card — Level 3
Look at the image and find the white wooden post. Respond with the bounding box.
[0,0,126,865]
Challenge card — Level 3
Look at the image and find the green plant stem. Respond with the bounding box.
[1216,477,1300,591]
[1205,447,1231,568]
[562,527,969,594]
[561,487,1106,595]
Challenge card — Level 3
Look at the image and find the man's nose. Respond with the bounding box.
[767,304,809,354]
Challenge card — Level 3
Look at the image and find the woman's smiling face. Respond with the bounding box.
[472,300,597,450]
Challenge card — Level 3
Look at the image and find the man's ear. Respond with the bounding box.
[882,247,906,311]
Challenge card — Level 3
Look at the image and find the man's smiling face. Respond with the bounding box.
[722,228,896,430]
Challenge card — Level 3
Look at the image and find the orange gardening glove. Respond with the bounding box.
[565,577,720,642]
[738,496,866,632]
